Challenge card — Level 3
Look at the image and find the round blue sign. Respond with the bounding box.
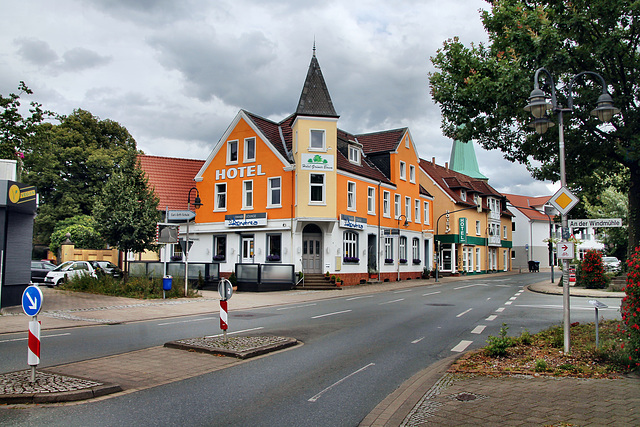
[22,286,43,317]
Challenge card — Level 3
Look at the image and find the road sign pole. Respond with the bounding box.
[558,110,571,355]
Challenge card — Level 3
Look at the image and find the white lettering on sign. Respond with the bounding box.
[568,218,622,228]
[215,164,266,180]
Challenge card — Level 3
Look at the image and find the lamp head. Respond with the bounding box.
[524,88,552,119]
[403,219,409,227]
[193,195,202,209]
[528,116,555,135]
[590,92,620,122]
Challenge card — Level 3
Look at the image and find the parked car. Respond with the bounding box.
[44,260,98,287]
[30,260,57,283]
[602,256,621,272]
[90,261,123,278]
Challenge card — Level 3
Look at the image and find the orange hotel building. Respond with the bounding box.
[185,51,435,285]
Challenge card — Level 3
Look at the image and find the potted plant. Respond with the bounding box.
[330,274,336,283]
[266,254,280,262]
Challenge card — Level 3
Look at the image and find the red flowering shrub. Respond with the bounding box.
[577,250,608,289]
[620,246,640,369]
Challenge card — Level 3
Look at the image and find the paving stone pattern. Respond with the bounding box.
[0,370,103,395]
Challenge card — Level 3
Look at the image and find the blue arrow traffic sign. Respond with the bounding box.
[22,286,43,317]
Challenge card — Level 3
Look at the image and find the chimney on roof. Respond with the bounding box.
[432,157,435,164]
[445,162,449,170]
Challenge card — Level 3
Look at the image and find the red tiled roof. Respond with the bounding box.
[357,128,407,154]
[137,154,204,210]
[504,193,554,221]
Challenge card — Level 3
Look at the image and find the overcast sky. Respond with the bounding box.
[1,0,556,196]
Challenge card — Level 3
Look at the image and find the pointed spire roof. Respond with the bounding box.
[295,48,339,118]
[448,125,487,180]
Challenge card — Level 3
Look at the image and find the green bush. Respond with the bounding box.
[485,323,514,357]
[534,359,548,372]
[59,274,199,299]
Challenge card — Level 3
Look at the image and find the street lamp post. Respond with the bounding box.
[524,67,619,354]
[185,187,202,297]
[434,205,480,282]
[396,215,409,281]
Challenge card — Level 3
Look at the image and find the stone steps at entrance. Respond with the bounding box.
[296,273,342,290]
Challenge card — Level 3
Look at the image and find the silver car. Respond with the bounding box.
[602,256,621,273]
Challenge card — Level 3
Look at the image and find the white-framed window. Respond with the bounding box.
[267,234,282,262]
[343,231,358,260]
[310,173,325,204]
[476,220,481,235]
[409,165,415,183]
[405,196,411,222]
[475,248,481,272]
[394,194,401,219]
[460,189,466,201]
[412,238,420,262]
[384,237,393,261]
[243,180,253,209]
[227,140,238,165]
[268,177,281,208]
[399,236,407,262]
[349,145,360,164]
[414,199,420,223]
[347,181,356,211]
[511,250,516,259]
[383,191,391,218]
[244,137,256,162]
[423,201,430,225]
[405,136,410,149]
[214,235,226,261]
[215,183,227,211]
[503,225,507,239]
[367,187,375,215]
[310,129,325,151]
[399,161,406,180]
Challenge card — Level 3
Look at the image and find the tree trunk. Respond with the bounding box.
[629,164,640,258]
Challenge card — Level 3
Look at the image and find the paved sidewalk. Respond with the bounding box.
[1,271,637,426]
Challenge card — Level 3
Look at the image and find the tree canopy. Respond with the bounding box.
[21,109,139,244]
[48,215,105,254]
[429,0,640,255]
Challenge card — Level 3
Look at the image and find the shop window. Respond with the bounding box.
[266,234,281,262]
[347,181,356,211]
[383,191,390,217]
[343,231,359,262]
[213,236,226,261]
[367,187,375,215]
[227,140,238,164]
[243,180,253,209]
[399,236,407,262]
[310,129,325,150]
[268,177,281,207]
[310,173,325,204]
[244,137,256,162]
[215,183,227,211]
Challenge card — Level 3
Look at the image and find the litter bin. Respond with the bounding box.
[163,275,172,291]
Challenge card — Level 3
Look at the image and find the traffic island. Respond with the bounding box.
[0,370,121,404]
[164,336,299,359]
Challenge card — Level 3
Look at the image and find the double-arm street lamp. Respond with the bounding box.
[184,187,202,296]
[524,67,619,353]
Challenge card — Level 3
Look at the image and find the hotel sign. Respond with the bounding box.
[225,212,267,227]
[301,154,334,171]
[340,214,367,230]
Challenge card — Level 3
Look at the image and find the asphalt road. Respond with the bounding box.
[0,274,622,426]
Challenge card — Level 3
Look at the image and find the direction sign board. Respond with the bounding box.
[167,210,196,222]
[549,186,579,215]
[568,218,622,228]
[22,285,43,317]
[557,242,575,260]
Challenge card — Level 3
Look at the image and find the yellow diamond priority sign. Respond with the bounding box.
[550,186,579,215]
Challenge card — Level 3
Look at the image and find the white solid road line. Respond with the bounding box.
[454,284,488,290]
[308,363,375,402]
[471,325,486,334]
[451,340,473,352]
[311,310,352,319]
[345,295,374,301]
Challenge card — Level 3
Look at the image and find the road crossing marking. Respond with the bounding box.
[471,325,486,334]
[451,340,473,352]
[505,301,513,305]
[495,307,505,313]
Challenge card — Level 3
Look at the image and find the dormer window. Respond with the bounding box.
[348,145,360,165]
[460,189,466,201]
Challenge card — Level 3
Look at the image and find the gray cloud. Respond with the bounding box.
[15,38,58,66]
[59,48,111,72]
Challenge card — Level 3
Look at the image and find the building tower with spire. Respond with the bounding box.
[448,126,487,181]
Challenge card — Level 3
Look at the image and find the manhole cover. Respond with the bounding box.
[425,303,454,306]
[456,393,477,401]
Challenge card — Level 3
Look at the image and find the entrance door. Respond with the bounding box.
[367,234,377,273]
[241,236,254,263]
[441,244,452,271]
[302,235,322,273]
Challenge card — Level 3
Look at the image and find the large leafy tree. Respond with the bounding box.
[93,154,160,274]
[429,0,640,256]
[48,215,105,254]
[0,82,52,163]
[21,109,138,244]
